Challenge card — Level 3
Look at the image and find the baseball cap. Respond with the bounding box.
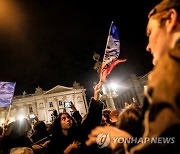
[149,0,180,18]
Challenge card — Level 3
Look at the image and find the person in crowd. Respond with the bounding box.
[52,109,58,118]
[86,105,143,153]
[124,102,130,108]
[1,118,34,154]
[118,106,143,138]
[45,81,104,154]
[45,123,53,135]
[109,109,121,126]
[51,109,58,122]
[31,121,51,154]
[31,121,50,143]
[100,109,111,126]
[113,106,143,154]
[86,0,180,153]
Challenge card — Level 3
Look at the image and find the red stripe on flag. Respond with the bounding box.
[100,59,126,82]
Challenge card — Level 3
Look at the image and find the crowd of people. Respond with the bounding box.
[0,91,142,154]
[0,0,180,153]
[0,81,104,154]
[86,0,180,153]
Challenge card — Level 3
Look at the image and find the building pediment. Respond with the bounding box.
[43,85,73,95]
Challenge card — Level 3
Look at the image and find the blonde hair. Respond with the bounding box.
[151,8,180,27]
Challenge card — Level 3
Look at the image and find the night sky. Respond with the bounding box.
[0,0,160,100]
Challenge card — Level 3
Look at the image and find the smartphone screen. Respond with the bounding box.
[64,102,72,108]
[29,113,35,119]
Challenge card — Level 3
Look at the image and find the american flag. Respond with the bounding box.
[100,21,126,82]
[0,82,16,107]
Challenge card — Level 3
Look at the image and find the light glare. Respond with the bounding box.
[109,82,118,91]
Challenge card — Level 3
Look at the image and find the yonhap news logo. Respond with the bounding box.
[96,133,110,148]
[96,133,175,149]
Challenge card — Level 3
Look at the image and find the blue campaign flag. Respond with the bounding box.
[0,82,16,108]
[100,21,126,82]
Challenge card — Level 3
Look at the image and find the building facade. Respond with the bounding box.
[113,73,149,109]
[0,83,88,126]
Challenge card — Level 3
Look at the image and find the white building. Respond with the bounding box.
[100,73,149,109]
[0,83,88,126]
[113,73,149,109]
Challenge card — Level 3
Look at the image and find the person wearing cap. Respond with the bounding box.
[129,0,180,153]
[86,0,180,153]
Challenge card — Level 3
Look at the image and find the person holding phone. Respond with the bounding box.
[45,82,104,154]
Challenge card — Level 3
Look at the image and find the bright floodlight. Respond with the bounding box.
[17,115,25,121]
[109,82,118,91]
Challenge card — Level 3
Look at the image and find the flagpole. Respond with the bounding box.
[5,104,12,126]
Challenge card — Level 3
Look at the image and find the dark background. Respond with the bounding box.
[0,0,160,101]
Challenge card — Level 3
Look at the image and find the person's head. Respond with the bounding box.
[60,113,73,130]
[124,102,130,108]
[52,109,58,117]
[146,0,180,65]
[117,106,143,138]
[109,109,121,126]
[101,109,111,126]
[46,123,52,132]
[33,121,47,133]
[51,112,77,135]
